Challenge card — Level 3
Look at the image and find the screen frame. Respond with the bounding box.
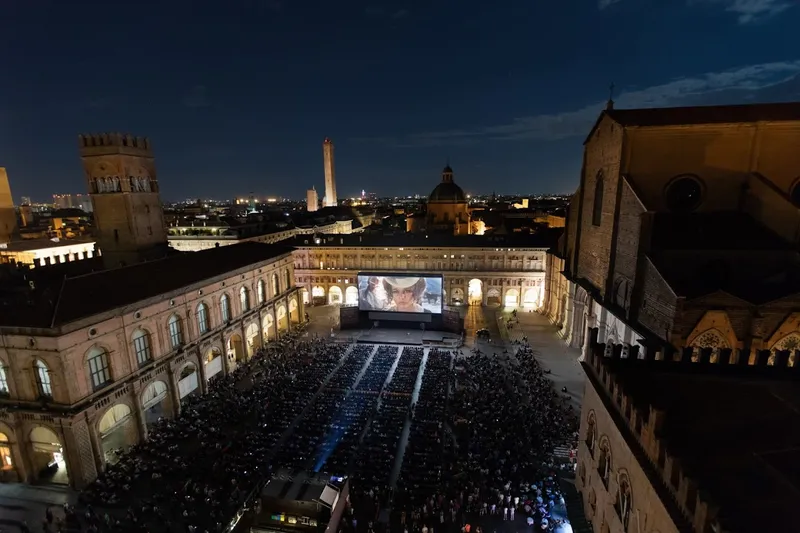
[356,272,444,315]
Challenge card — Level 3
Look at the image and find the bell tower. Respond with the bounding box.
[78,133,169,268]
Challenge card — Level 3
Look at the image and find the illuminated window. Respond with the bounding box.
[240,286,250,312]
[220,294,231,322]
[257,279,266,304]
[132,329,152,365]
[87,347,112,390]
[592,171,604,226]
[272,273,279,295]
[0,366,8,395]
[168,315,183,348]
[0,433,12,470]
[197,303,210,334]
[34,359,52,397]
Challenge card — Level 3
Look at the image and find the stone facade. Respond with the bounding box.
[168,221,354,252]
[292,240,547,308]
[0,253,303,488]
[542,106,800,361]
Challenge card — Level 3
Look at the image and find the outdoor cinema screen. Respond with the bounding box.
[357,273,443,314]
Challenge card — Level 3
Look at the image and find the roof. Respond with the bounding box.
[588,356,800,533]
[0,242,292,328]
[585,102,800,144]
[50,208,89,218]
[0,238,95,253]
[285,230,560,249]
[429,181,466,203]
[650,212,790,251]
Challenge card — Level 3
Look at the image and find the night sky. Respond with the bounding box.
[3,0,798,202]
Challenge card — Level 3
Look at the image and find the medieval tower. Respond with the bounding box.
[322,137,338,208]
[79,133,168,268]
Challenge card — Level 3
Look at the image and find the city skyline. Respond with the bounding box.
[3,0,799,200]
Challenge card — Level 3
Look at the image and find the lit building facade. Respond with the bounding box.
[0,239,96,268]
[0,168,18,244]
[289,234,549,308]
[542,103,800,362]
[0,243,302,488]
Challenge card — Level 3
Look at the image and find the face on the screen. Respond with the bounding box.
[392,287,416,306]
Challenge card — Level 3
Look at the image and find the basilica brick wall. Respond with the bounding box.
[576,116,623,299]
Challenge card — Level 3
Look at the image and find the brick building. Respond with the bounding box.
[579,331,800,533]
[542,102,800,363]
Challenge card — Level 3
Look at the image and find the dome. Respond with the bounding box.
[429,181,466,203]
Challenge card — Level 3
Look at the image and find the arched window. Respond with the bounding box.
[87,347,112,390]
[271,273,279,296]
[0,433,11,470]
[284,269,291,291]
[168,315,183,349]
[592,171,603,226]
[615,472,633,529]
[0,365,8,395]
[196,303,210,334]
[34,359,52,397]
[585,411,597,457]
[257,279,266,305]
[220,294,231,322]
[132,329,152,366]
[240,286,250,312]
[597,437,612,489]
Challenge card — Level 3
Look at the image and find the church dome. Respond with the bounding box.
[428,165,466,203]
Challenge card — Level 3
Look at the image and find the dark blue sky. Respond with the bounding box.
[2,0,798,202]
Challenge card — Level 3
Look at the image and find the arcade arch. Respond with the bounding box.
[486,288,501,306]
[98,403,137,464]
[263,313,275,342]
[0,432,13,480]
[30,426,68,485]
[523,287,540,307]
[277,305,289,332]
[451,287,464,304]
[328,286,343,305]
[245,322,260,357]
[289,298,300,323]
[205,347,224,380]
[468,279,483,305]
[227,333,245,362]
[177,363,200,403]
[504,288,519,307]
[311,286,325,305]
[345,286,359,306]
[141,380,170,429]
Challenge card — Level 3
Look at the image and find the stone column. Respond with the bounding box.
[580,314,597,362]
[130,385,148,441]
[167,366,181,417]
[194,350,208,395]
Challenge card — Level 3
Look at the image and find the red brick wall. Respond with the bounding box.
[609,179,644,312]
[637,259,677,339]
[576,116,624,298]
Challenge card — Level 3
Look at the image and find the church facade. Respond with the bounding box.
[542,102,800,365]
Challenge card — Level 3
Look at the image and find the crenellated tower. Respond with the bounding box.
[78,133,168,268]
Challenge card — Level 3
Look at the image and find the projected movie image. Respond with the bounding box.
[358,274,443,314]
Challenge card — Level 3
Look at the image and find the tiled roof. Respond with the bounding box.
[0,242,293,328]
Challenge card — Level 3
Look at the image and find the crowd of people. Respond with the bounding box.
[74,328,347,533]
[389,339,577,533]
[60,316,576,533]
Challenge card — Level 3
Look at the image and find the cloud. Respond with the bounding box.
[706,0,791,23]
[182,85,211,108]
[612,0,792,22]
[359,60,800,147]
